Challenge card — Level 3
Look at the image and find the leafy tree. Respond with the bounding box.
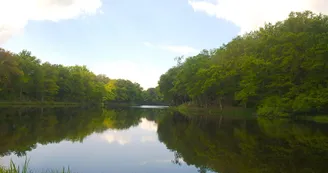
[0,48,23,99]
[158,10,328,116]
[0,48,163,104]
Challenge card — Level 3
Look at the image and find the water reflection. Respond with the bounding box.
[0,107,328,173]
[0,107,199,173]
[139,118,158,131]
[131,105,169,109]
[101,130,132,145]
[157,112,328,173]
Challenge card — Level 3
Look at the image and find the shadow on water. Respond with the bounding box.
[157,111,328,173]
[0,107,328,173]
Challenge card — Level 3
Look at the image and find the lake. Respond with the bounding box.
[0,106,328,173]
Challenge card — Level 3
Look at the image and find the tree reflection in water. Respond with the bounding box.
[1,107,327,173]
[157,112,328,173]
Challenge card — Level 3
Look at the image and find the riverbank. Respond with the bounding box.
[0,101,79,107]
[170,104,328,123]
[0,101,169,108]
[300,115,328,123]
[104,101,169,107]
[171,104,256,117]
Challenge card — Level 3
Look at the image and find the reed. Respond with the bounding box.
[0,158,71,173]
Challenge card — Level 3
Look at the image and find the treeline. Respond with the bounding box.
[158,11,328,116]
[0,49,163,104]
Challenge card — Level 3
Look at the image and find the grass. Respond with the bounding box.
[0,158,72,173]
[301,115,328,124]
[312,116,328,123]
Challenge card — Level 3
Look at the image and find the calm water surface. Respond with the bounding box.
[0,107,328,173]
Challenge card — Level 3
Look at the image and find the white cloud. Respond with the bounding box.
[90,60,162,89]
[140,159,172,165]
[0,0,103,44]
[143,41,154,47]
[143,41,199,55]
[101,130,131,145]
[140,135,156,143]
[139,118,158,132]
[188,0,328,35]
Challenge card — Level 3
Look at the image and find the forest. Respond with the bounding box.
[158,11,328,116]
[1,10,328,117]
[0,49,163,105]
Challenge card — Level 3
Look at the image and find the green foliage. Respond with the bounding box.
[142,87,164,104]
[0,49,163,105]
[158,11,328,116]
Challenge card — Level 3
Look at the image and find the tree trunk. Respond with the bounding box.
[219,97,223,110]
[198,97,203,107]
[41,107,44,116]
[20,87,23,101]
[219,115,223,128]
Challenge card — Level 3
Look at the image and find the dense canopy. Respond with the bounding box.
[0,49,163,105]
[158,11,328,116]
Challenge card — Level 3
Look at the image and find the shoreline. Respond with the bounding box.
[170,104,256,117]
[0,101,80,107]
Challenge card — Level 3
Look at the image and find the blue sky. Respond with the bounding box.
[1,0,327,89]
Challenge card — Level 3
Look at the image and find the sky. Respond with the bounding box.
[1,0,328,89]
